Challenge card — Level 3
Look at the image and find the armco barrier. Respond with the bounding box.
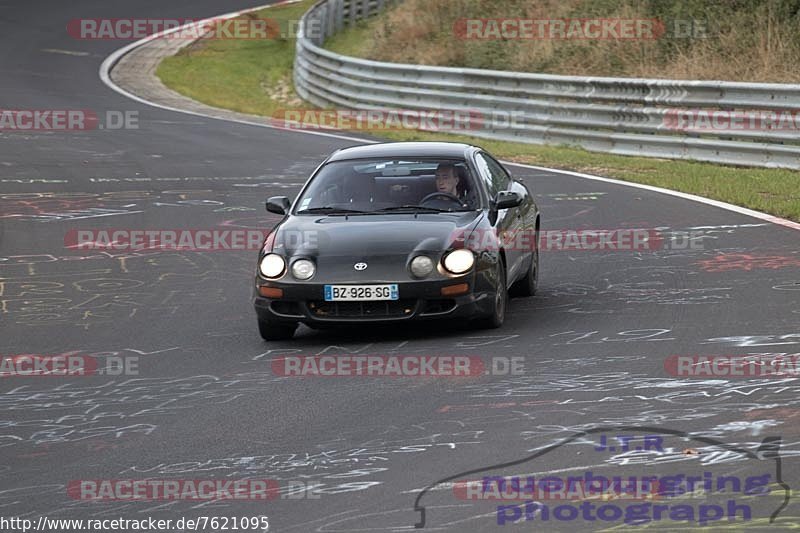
[293,0,800,169]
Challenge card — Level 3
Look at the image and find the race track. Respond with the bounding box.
[2,1,800,531]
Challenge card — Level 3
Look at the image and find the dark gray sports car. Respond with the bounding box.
[253,142,540,340]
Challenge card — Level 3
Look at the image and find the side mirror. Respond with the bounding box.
[266,196,291,215]
[494,191,522,210]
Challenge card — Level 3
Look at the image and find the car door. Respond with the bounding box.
[474,152,524,281]
[499,159,536,280]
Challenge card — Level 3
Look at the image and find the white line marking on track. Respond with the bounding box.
[42,48,90,56]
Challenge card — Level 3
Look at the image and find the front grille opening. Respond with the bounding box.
[271,301,303,317]
[308,299,416,318]
[422,299,456,315]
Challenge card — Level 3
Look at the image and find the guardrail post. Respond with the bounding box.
[349,0,358,26]
[326,0,336,39]
[316,2,325,41]
[335,0,345,31]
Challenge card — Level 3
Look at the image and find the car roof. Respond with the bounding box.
[326,142,477,162]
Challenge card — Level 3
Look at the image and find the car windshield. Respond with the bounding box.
[294,158,480,214]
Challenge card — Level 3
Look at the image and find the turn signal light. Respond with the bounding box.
[441,283,469,296]
[259,286,284,298]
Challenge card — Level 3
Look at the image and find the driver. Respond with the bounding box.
[430,163,476,208]
[435,163,461,196]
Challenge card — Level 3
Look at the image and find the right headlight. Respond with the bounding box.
[259,253,286,278]
[442,249,474,274]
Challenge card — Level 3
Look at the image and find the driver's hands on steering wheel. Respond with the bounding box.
[419,191,466,208]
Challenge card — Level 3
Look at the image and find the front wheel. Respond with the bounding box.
[510,237,538,297]
[475,258,507,329]
[258,319,298,341]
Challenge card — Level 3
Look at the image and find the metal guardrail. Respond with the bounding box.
[294,0,800,169]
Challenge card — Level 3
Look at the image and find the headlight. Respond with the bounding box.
[442,249,474,274]
[259,254,286,278]
[410,255,434,278]
[291,259,316,280]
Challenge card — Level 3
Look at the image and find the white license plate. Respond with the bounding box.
[324,284,399,301]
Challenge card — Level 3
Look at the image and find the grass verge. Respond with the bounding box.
[157,3,800,221]
[157,0,315,116]
[325,0,800,83]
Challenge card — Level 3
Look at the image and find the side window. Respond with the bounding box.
[474,153,497,197]
[475,153,510,197]
[484,154,511,192]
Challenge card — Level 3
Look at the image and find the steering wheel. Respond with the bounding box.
[419,192,464,206]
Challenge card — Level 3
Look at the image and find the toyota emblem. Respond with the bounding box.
[354,262,368,271]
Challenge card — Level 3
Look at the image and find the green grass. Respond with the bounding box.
[157,0,316,117]
[325,19,375,57]
[157,2,800,221]
[325,0,800,83]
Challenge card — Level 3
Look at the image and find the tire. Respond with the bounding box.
[476,258,507,329]
[510,232,538,297]
[258,319,298,341]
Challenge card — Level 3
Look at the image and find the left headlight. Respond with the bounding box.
[259,253,286,278]
[442,249,474,274]
[410,255,435,278]
[291,259,316,280]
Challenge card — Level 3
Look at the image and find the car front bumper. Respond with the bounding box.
[253,274,495,325]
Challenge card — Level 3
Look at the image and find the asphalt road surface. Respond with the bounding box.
[2,1,800,531]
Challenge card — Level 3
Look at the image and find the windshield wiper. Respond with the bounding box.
[297,206,370,215]
[375,205,449,213]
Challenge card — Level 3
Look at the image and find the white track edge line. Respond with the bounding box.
[504,162,800,231]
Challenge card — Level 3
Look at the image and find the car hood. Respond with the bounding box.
[273,212,483,256]
[270,212,483,281]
